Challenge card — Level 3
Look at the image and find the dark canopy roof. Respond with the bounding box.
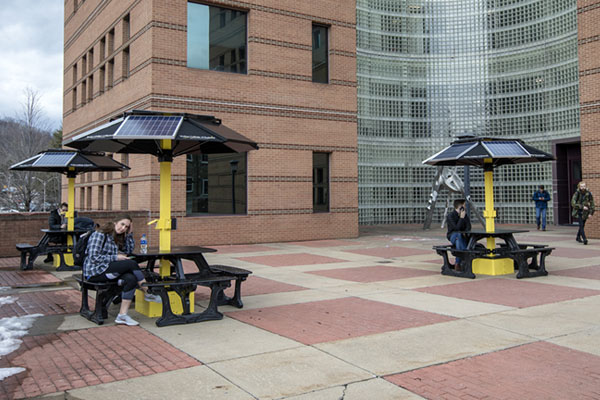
[10,149,130,176]
[423,136,554,167]
[64,110,259,158]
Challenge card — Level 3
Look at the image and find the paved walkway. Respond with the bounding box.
[1,224,599,399]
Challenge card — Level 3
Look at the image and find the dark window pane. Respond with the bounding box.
[186,153,247,215]
[187,2,247,74]
[313,152,329,212]
[312,24,328,83]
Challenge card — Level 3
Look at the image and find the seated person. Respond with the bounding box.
[83,214,160,326]
[446,199,471,269]
[44,202,69,263]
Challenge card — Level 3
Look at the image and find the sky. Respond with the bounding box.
[0,1,64,130]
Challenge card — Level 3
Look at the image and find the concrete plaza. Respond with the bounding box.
[1,224,599,399]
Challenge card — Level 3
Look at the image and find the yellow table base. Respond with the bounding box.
[472,258,514,276]
[135,289,194,317]
[52,253,74,268]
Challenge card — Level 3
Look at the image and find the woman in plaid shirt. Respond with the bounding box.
[84,215,160,326]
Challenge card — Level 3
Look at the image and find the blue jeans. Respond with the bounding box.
[450,232,467,266]
[535,207,547,229]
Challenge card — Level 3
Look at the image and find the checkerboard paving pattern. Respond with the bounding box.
[385,341,600,400]
[0,257,21,269]
[550,246,600,259]
[342,246,433,258]
[0,270,61,287]
[194,275,306,300]
[552,265,600,280]
[226,297,455,345]
[416,279,600,308]
[0,289,82,318]
[307,265,437,283]
[0,326,201,399]
[235,253,347,267]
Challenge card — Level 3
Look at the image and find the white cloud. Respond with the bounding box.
[0,1,64,130]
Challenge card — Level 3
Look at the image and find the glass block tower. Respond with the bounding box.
[357,0,580,225]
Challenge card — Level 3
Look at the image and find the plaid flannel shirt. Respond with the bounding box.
[83,231,134,279]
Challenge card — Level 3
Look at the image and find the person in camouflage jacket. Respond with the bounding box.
[571,182,595,245]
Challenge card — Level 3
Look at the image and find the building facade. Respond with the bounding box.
[578,0,600,238]
[63,0,358,245]
[357,0,581,226]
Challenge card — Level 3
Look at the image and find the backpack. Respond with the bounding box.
[73,231,106,267]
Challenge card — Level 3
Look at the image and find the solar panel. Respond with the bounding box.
[483,141,528,157]
[32,152,76,167]
[114,115,183,139]
[429,142,475,161]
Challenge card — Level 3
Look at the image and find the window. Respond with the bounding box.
[99,66,105,93]
[313,152,329,212]
[86,187,92,209]
[97,185,104,210]
[187,2,247,74]
[107,29,114,54]
[87,76,93,101]
[72,87,77,110]
[186,153,247,215]
[79,188,85,209]
[72,64,77,85]
[107,58,114,89]
[122,14,130,43]
[122,47,130,79]
[106,185,113,210]
[100,37,106,61]
[120,183,128,209]
[312,24,329,83]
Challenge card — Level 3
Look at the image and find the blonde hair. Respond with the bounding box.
[578,181,587,190]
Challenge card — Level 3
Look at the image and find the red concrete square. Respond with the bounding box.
[235,252,346,267]
[0,270,61,287]
[343,246,432,258]
[210,244,279,254]
[552,265,600,280]
[551,246,600,259]
[386,342,600,400]
[194,275,306,300]
[416,279,600,308]
[226,297,454,345]
[0,289,83,318]
[0,257,20,269]
[307,266,437,283]
[286,239,357,248]
[0,326,201,399]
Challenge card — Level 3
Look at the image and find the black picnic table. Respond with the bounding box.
[17,228,87,271]
[131,246,236,327]
[435,229,553,279]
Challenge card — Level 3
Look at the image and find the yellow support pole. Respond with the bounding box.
[158,140,172,277]
[472,159,513,275]
[61,174,76,266]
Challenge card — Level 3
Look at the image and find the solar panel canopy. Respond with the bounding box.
[10,150,130,175]
[423,137,554,167]
[114,115,183,139]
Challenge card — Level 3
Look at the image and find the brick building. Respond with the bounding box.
[62,0,358,246]
[578,0,600,238]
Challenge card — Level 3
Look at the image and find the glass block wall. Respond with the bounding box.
[357,0,580,225]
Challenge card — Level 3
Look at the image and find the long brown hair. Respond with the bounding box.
[98,214,132,248]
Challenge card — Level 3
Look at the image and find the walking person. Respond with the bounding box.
[447,199,471,269]
[571,182,595,245]
[83,214,160,326]
[532,185,550,230]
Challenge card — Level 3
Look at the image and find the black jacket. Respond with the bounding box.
[446,210,471,240]
[49,209,64,230]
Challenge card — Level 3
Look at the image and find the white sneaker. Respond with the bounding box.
[115,314,139,326]
[144,293,162,303]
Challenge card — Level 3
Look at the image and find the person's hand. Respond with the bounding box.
[60,223,67,229]
[117,254,129,261]
[460,209,466,218]
[584,206,589,211]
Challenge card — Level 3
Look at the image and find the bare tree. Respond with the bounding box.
[0,88,55,211]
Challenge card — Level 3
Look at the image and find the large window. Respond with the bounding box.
[187,2,247,74]
[312,24,329,83]
[313,153,329,212]
[186,153,247,215]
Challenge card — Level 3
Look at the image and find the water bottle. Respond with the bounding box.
[140,234,148,254]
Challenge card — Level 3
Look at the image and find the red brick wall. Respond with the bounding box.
[578,1,600,238]
[62,0,358,245]
[0,211,151,258]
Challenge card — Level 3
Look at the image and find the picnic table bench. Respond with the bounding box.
[16,229,85,271]
[73,273,122,325]
[434,229,553,279]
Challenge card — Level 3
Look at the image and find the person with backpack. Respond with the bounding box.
[571,181,595,245]
[83,214,160,326]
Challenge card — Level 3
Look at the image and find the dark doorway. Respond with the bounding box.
[553,140,581,224]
